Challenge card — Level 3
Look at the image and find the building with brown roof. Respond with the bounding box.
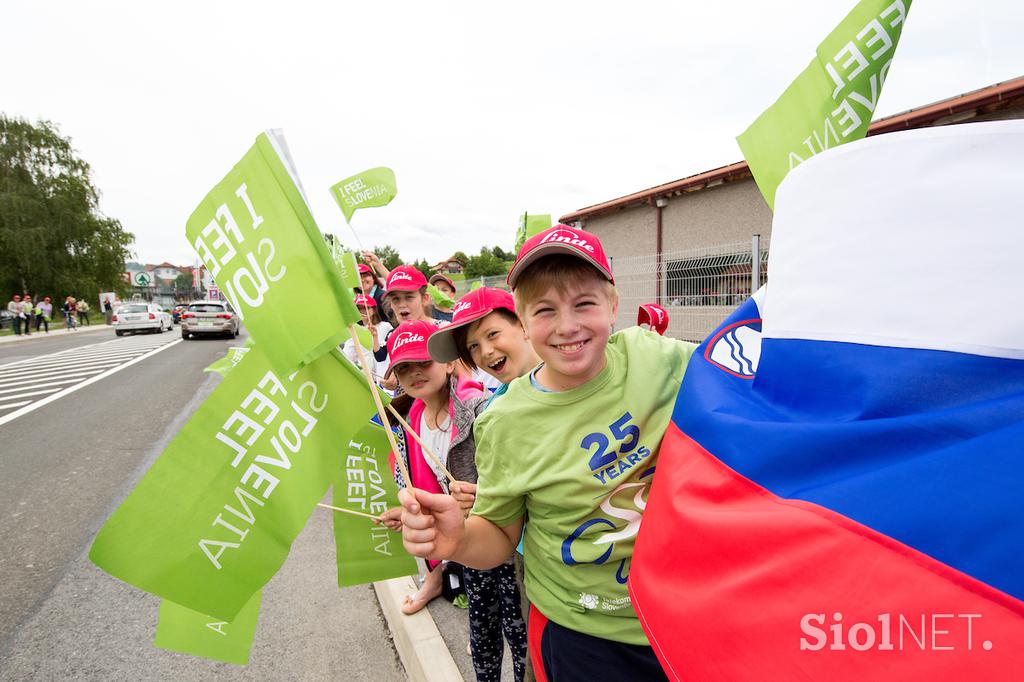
[559,77,1024,339]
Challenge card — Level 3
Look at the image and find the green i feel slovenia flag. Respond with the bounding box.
[515,212,552,253]
[204,345,252,377]
[186,130,361,375]
[736,0,912,208]
[154,591,261,665]
[333,422,417,586]
[330,167,398,223]
[90,345,380,621]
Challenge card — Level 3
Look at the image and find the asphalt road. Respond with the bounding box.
[0,327,404,680]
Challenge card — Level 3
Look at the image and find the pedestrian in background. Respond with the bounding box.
[36,296,52,333]
[7,294,23,335]
[62,296,77,330]
[103,297,114,325]
[19,294,32,335]
[76,299,90,326]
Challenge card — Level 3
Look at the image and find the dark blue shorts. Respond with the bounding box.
[528,605,668,682]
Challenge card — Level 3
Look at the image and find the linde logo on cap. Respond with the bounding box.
[390,270,414,283]
[452,300,474,316]
[539,229,596,254]
[652,307,664,323]
[391,331,424,351]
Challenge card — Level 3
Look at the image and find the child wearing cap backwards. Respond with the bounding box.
[379,319,529,681]
[400,226,697,681]
[342,294,393,383]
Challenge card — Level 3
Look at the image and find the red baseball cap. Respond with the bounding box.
[427,287,516,362]
[506,224,613,288]
[354,294,377,308]
[385,319,437,375]
[385,265,428,293]
[638,303,669,335]
[357,264,372,275]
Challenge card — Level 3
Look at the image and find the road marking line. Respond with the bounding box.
[5,340,174,366]
[0,367,108,386]
[0,353,147,374]
[0,387,64,400]
[0,336,173,369]
[0,377,86,394]
[0,338,183,428]
[0,400,32,411]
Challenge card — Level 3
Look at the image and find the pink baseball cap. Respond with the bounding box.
[638,303,669,335]
[506,224,613,288]
[386,265,428,293]
[357,263,372,275]
[354,294,377,308]
[386,319,437,375]
[427,287,516,362]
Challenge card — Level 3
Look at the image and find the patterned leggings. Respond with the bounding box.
[463,561,528,682]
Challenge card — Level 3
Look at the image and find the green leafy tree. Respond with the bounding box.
[0,116,133,303]
[369,244,403,270]
[451,251,469,268]
[491,246,513,261]
[463,247,508,279]
[410,258,433,278]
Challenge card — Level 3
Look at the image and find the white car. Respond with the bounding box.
[112,303,173,336]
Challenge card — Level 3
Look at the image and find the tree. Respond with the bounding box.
[0,116,133,303]
[369,244,403,270]
[463,247,508,279]
[410,258,433,278]
[451,251,469,268]
[491,246,513,261]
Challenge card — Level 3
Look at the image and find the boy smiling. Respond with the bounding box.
[400,226,696,680]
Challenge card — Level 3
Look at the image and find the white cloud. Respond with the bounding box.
[3,0,1020,265]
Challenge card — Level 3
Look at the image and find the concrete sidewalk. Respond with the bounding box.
[0,323,111,345]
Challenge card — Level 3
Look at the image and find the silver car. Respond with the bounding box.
[112,303,173,336]
[180,301,240,339]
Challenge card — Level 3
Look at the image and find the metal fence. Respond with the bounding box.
[612,236,769,342]
[447,236,769,344]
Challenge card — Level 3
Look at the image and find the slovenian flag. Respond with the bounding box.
[630,121,1024,679]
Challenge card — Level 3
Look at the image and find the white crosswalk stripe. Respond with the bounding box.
[0,333,182,424]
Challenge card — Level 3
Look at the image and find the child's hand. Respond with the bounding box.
[449,481,477,516]
[381,375,399,391]
[377,506,403,531]
[361,251,380,266]
[399,487,466,560]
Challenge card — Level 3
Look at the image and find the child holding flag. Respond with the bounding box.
[399,226,696,680]
[380,319,529,680]
[341,294,393,383]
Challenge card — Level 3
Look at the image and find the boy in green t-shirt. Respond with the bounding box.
[400,226,696,680]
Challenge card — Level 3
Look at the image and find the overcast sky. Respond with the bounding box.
[4,1,1021,266]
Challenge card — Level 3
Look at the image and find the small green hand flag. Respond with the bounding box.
[515,212,552,253]
[154,592,261,665]
[185,130,361,375]
[736,0,912,208]
[330,167,398,223]
[427,283,455,310]
[204,346,252,377]
[334,422,418,586]
[90,345,380,621]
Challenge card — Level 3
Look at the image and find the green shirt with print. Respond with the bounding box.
[472,326,696,644]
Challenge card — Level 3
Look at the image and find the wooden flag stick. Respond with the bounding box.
[348,324,413,489]
[317,502,381,521]
[386,403,455,484]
